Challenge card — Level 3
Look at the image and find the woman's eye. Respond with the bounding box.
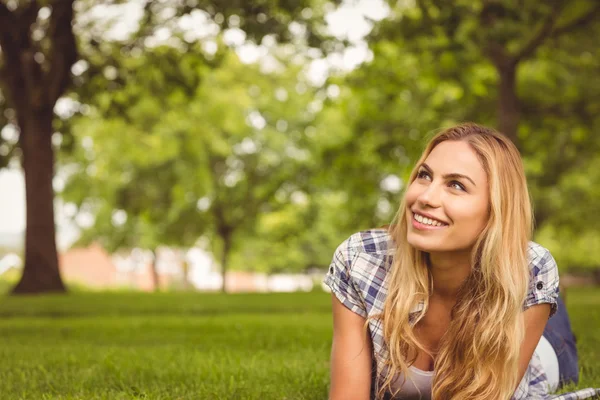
[417,170,431,180]
[450,181,465,191]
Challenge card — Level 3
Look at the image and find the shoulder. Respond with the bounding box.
[333,228,395,279]
[527,241,559,282]
[326,229,393,315]
[337,228,395,258]
[527,241,554,266]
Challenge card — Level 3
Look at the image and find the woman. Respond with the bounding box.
[324,123,599,400]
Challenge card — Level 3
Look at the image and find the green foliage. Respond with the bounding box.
[62,45,215,252]
[231,191,358,273]
[128,0,342,49]
[47,0,600,274]
[61,44,332,274]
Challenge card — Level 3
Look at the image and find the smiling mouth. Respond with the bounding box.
[412,212,449,228]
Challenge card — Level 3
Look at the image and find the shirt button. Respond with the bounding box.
[536,282,544,290]
[329,266,334,274]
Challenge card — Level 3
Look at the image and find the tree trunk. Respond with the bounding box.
[150,249,160,292]
[1,1,76,294]
[220,234,232,294]
[12,109,66,294]
[181,250,191,291]
[496,62,521,147]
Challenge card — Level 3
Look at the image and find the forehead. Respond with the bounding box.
[424,140,487,184]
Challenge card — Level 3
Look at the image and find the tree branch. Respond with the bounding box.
[21,48,45,108]
[0,2,12,26]
[20,0,39,30]
[0,3,16,57]
[484,41,512,69]
[0,4,23,111]
[416,0,434,25]
[514,3,600,64]
[551,3,600,37]
[45,0,77,105]
[513,3,563,63]
[14,1,44,109]
[0,5,12,61]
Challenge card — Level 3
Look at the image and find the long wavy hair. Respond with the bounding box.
[373,123,533,400]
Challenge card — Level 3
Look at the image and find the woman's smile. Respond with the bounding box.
[411,212,450,231]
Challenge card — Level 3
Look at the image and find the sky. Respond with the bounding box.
[0,168,25,234]
[0,0,389,249]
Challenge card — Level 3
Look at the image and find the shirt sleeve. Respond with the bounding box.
[323,239,367,318]
[524,246,559,318]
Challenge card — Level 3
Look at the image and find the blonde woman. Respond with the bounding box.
[324,123,600,400]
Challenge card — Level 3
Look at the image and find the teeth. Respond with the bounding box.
[414,213,445,227]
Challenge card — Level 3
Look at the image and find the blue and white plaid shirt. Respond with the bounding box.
[324,229,600,400]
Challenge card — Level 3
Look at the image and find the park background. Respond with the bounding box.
[0,0,599,398]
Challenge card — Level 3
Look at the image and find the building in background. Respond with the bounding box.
[1,235,322,292]
[59,244,119,289]
[57,244,319,292]
[60,245,192,291]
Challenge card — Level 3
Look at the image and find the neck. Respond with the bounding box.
[427,250,472,301]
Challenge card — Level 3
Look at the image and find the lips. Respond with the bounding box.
[411,213,449,230]
[411,210,448,225]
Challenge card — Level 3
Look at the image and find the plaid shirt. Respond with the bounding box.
[324,229,600,400]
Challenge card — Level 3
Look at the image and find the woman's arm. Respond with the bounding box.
[515,303,552,391]
[329,294,373,400]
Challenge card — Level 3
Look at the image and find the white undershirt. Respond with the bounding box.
[389,335,560,399]
[535,335,560,392]
[391,366,433,400]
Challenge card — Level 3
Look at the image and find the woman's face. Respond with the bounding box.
[405,140,490,253]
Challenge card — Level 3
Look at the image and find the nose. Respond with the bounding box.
[416,183,442,208]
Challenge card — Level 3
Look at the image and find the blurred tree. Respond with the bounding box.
[61,46,214,275]
[377,0,600,229]
[374,0,600,144]
[0,0,76,293]
[62,46,319,292]
[0,0,340,294]
[322,0,600,268]
[231,191,359,274]
[130,0,340,50]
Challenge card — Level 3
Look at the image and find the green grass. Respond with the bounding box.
[0,288,598,399]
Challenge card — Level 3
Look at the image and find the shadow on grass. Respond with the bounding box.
[0,305,332,319]
[0,288,334,319]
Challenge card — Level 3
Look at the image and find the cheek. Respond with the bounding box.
[404,183,420,204]
[453,203,488,229]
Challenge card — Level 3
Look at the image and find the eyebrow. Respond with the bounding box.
[420,163,477,187]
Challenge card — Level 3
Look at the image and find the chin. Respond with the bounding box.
[406,234,440,252]
[407,233,476,254]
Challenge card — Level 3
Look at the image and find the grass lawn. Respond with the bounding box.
[0,287,598,399]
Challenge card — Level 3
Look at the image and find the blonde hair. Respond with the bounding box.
[373,123,533,399]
